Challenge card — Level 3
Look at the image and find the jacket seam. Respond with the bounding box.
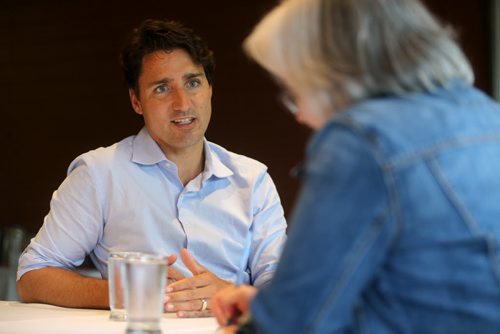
[388,134,500,168]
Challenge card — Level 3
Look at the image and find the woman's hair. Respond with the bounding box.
[244,0,473,112]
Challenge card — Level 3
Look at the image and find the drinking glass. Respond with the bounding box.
[124,253,168,334]
[108,251,142,321]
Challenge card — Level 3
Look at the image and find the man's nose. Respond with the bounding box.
[171,89,190,111]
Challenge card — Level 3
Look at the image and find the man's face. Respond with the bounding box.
[129,49,212,157]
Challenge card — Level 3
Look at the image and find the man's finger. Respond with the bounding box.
[167,254,177,266]
[168,267,186,282]
[165,297,210,312]
[168,272,215,291]
[181,248,206,275]
[166,280,213,301]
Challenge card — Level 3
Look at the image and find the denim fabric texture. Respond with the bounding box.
[250,82,500,333]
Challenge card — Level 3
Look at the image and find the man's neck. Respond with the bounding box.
[162,142,205,187]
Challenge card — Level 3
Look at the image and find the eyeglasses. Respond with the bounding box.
[279,90,298,115]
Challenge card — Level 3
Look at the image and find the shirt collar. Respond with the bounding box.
[131,127,167,165]
[131,127,233,179]
[203,140,233,179]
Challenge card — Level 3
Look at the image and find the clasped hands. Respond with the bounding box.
[164,248,231,318]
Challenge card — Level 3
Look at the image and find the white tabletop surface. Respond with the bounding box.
[0,301,219,334]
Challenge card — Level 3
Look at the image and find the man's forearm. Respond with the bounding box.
[17,267,109,309]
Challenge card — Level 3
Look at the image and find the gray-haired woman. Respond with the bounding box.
[213,0,500,333]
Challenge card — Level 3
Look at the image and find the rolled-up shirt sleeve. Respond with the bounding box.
[17,158,104,280]
[249,171,288,287]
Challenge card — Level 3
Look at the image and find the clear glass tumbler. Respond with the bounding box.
[108,251,142,321]
[124,253,168,334]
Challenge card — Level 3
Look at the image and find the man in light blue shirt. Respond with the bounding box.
[16,19,287,318]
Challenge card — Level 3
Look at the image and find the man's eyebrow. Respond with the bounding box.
[183,72,204,80]
[148,78,171,88]
[148,73,203,88]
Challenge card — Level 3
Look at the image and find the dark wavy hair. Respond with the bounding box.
[120,19,215,94]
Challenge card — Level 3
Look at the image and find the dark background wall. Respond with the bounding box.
[0,0,494,236]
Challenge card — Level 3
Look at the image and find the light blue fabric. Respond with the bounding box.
[251,82,500,333]
[17,127,287,288]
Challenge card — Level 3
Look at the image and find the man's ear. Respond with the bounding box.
[129,89,142,115]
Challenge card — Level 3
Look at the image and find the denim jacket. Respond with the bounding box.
[250,82,500,333]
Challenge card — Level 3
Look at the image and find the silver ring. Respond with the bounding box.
[200,298,208,311]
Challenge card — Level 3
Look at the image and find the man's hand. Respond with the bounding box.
[166,253,186,285]
[164,248,232,318]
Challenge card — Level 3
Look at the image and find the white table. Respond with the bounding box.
[0,301,219,334]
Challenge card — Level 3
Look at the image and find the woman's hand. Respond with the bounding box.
[211,284,258,330]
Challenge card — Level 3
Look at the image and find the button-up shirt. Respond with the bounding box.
[18,127,287,287]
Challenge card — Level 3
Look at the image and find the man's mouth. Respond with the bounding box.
[172,117,195,125]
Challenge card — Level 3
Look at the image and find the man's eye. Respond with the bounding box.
[154,85,168,93]
[186,79,201,89]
